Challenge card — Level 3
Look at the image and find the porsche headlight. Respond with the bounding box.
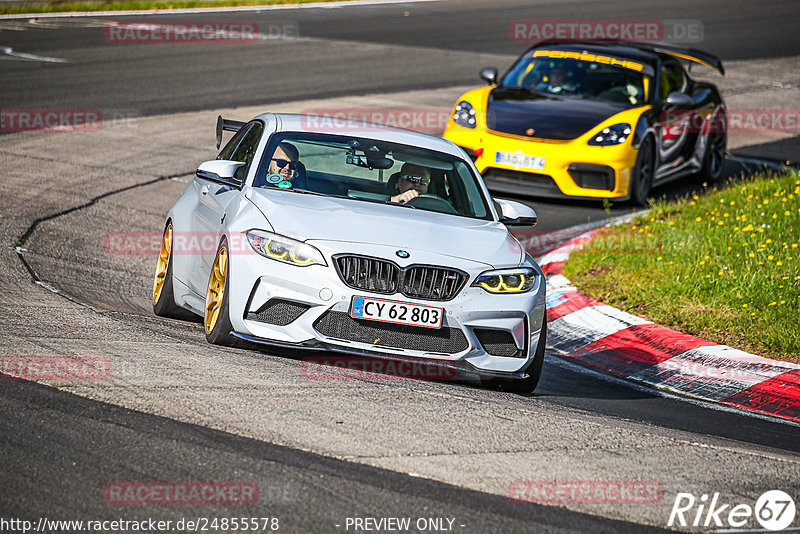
[472,268,537,293]
[453,101,477,128]
[588,123,631,146]
[246,230,326,267]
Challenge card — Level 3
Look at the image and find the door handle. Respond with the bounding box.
[200,185,210,195]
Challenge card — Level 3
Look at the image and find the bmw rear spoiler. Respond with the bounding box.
[216,115,246,149]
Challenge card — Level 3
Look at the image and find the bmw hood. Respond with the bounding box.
[247,189,522,268]
[487,86,627,140]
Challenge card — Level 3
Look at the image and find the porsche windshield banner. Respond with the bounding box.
[531,49,654,76]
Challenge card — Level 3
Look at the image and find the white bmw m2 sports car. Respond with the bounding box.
[152,113,547,392]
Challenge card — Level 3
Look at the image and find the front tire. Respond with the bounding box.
[701,114,726,181]
[204,239,238,347]
[153,222,192,319]
[630,135,655,207]
[483,318,547,394]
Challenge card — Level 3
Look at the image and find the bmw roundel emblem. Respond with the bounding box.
[396,250,410,258]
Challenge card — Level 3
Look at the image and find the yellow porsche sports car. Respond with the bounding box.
[443,42,726,205]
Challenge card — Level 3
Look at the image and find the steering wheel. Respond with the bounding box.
[405,194,458,214]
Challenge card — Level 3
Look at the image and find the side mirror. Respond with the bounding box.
[480,67,498,85]
[495,198,537,227]
[196,160,246,184]
[663,91,693,109]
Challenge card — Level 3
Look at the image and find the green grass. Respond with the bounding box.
[0,0,350,15]
[564,171,800,362]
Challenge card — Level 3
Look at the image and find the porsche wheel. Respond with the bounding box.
[483,318,547,394]
[701,116,726,181]
[204,239,238,346]
[152,222,190,319]
[630,135,655,207]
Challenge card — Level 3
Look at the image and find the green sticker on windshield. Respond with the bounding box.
[277,180,292,189]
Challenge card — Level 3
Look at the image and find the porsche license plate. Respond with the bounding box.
[496,151,545,170]
[350,296,443,329]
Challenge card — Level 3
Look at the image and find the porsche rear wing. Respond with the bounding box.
[636,43,724,75]
[529,41,724,76]
[216,115,246,149]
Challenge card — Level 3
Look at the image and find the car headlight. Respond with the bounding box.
[453,101,477,128]
[472,268,537,293]
[246,230,326,267]
[588,123,631,146]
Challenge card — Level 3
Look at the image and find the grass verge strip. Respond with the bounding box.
[564,171,800,362]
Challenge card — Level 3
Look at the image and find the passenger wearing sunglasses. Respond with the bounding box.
[390,163,431,204]
[267,142,300,180]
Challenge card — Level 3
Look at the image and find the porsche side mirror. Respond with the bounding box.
[495,198,537,227]
[196,160,246,185]
[480,67,498,85]
[663,92,693,108]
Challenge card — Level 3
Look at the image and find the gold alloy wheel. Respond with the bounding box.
[204,244,228,334]
[152,224,172,306]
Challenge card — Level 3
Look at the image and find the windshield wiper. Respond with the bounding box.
[386,200,417,209]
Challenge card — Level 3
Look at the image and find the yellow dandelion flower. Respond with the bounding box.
[657,256,663,261]
[777,261,783,266]
[766,239,772,243]
[768,255,774,260]
[748,253,755,257]
[700,260,705,265]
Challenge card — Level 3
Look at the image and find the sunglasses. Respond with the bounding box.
[401,174,430,185]
[271,158,297,170]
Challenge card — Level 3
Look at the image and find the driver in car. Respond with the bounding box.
[267,142,300,180]
[535,66,578,94]
[390,163,431,203]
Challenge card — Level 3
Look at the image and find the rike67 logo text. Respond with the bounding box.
[668,490,796,531]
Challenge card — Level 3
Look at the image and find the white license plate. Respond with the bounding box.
[496,151,545,170]
[350,296,443,329]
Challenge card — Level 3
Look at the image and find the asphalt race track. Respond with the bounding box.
[1,1,800,532]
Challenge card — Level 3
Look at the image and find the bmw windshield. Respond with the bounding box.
[253,132,492,220]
